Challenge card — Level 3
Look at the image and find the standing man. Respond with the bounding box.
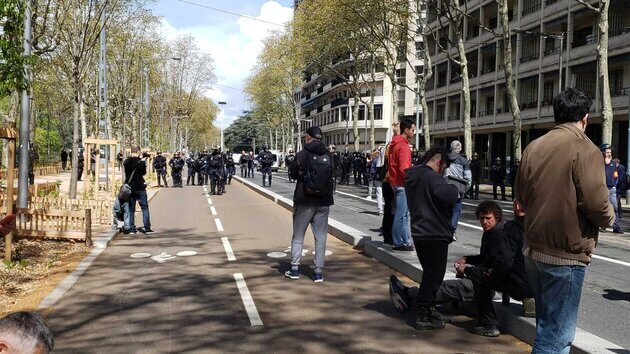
[239,150,248,178]
[601,144,623,233]
[169,151,185,188]
[208,148,223,195]
[404,147,459,329]
[225,149,235,185]
[613,157,627,219]
[285,150,296,182]
[259,146,274,187]
[285,126,334,282]
[77,148,85,181]
[445,140,471,233]
[469,152,482,200]
[340,146,352,185]
[515,88,614,353]
[60,148,68,171]
[353,151,363,185]
[387,117,415,252]
[490,157,506,200]
[153,151,168,187]
[185,153,196,186]
[116,151,123,171]
[123,146,155,234]
[247,151,255,178]
[381,122,400,245]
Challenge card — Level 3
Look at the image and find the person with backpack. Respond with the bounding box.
[284,126,334,283]
[259,146,274,187]
[123,146,154,234]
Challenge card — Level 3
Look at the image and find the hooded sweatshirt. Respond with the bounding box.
[289,140,334,207]
[387,135,412,187]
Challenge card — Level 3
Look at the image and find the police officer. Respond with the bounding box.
[153,151,168,187]
[353,151,364,185]
[225,149,235,186]
[197,149,208,185]
[186,153,196,186]
[340,146,352,185]
[259,146,274,187]
[169,151,185,187]
[490,157,507,200]
[285,150,296,182]
[208,148,224,195]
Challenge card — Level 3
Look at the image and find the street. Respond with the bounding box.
[44,178,529,353]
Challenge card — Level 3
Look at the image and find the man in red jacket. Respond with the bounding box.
[387,117,415,251]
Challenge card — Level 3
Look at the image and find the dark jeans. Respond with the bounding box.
[187,169,195,185]
[262,166,272,185]
[413,239,449,310]
[493,180,505,200]
[62,160,67,170]
[247,165,254,177]
[171,171,182,186]
[157,170,168,186]
[381,181,394,245]
[126,189,151,232]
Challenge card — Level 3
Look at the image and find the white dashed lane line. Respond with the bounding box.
[233,273,263,326]
[210,206,217,216]
[214,218,224,232]
[221,237,236,261]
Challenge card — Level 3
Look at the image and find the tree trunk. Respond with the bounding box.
[69,71,81,199]
[352,93,360,151]
[456,33,473,159]
[499,0,522,161]
[80,97,87,144]
[421,34,433,151]
[598,0,612,144]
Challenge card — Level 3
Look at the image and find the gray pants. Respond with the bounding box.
[408,278,475,304]
[290,204,330,274]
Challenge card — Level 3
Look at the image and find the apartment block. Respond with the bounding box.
[424,0,630,171]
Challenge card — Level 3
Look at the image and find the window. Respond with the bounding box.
[485,96,495,115]
[522,0,541,16]
[396,68,407,85]
[610,69,624,96]
[543,81,554,104]
[436,104,446,122]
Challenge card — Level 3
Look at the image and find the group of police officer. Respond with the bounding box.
[152,148,236,195]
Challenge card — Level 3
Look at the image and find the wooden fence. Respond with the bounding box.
[0,182,60,198]
[0,195,112,225]
[0,208,92,246]
[0,164,61,180]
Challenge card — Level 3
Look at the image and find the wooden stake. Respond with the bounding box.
[5,138,16,261]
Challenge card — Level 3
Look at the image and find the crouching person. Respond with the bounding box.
[390,201,533,337]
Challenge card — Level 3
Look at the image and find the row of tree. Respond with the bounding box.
[245,0,613,161]
[0,0,219,198]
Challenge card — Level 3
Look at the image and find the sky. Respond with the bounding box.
[152,0,294,131]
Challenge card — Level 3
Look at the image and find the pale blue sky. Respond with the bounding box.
[151,0,294,128]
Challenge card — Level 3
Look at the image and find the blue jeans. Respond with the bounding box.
[525,256,586,354]
[608,187,621,232]
[391,186,411,247]
[126,190,151,232]
[450,196,462,231]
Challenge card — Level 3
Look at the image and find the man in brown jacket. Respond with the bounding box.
[515,88,614,354]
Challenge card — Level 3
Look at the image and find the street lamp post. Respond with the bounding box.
[218,101,227,151]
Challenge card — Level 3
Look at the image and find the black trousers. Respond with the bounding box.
[381,181,394,244]
[157,170,168,186]
[413,239,449,310]
[493,180,505,199]
[187,169,195,185]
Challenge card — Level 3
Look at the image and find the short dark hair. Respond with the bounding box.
[131,146,141,154]
[0,312,54,353]
[475,201,503,222]
[399,117,415,133]
[420,146,450,167]
[553,88,592,124]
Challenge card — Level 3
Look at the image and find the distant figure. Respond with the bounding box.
[490,157,506,201]
[28,143,37,185]
[0,311,54,353]
[60,149,68,171]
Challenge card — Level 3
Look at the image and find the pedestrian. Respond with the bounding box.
[353,150,364,185]
[153,151,168,187]
[490,157,506,200]
[0,311,54,354]
[28,143,37,185]
[509,158,520,200]
[225,149,235,185]
[381,122,400,245]
[445,140,472,233]
[90,148,97,180]
[208,148,224,195]
[387,117,415,251]
[169,151,185,188]
[370,148,384,215]
[259,146,274,187]
[403,147,459,330]
[123,146,155,234]
[77,149,84,181]
[60,148,68,171]
[613,157,627,219]
[239,150,248,178]
[247,151,255,178]
[601,144,623,233]
[515,88,614,354]
[116,151,123,171]
[197,150,208,185]
[285,150,296,182]
[186,153,196,186]
[329,145,340,192]
[469,152,482,199]
[340,146,352,184]
[284,126,334,283]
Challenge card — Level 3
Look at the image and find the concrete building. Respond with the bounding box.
[424,0,630,176]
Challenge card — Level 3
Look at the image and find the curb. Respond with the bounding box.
[233,175,626,353]
[38,189,162,310]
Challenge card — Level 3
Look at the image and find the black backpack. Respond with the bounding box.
[208,155,221,169]
[261,152,274,166]
[303,152,333,197]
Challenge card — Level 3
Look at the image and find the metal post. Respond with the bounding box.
[98,4,110,190]
[558,34,564,92]
[626,91,630,205]
[144,67,149,147]
[415,77,420,149]
[17,0,32,210]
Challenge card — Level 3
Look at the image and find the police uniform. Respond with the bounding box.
[225,152,236,185]
[340,151,351,184]
[153,153,168,187]
[208,150,224,194]
[169,154,185,187]
[259,148,274,187]
[186,155,196,185]
[285,152,296,182]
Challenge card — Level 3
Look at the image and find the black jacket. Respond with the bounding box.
[405,165,459,242]
[501,217,531,296]
[464,225,512,286]
[289,140,334,207]
[124,156,147,192]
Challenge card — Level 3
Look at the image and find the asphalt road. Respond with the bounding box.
[44,180,528,353]
[249,169,630,350]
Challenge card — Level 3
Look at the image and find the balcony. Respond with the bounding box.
[522,2,541,16]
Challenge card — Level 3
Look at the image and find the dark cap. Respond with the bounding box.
[306,126,323,139]
[600,143,612,151]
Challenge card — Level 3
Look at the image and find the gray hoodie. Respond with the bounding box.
[445,152,472,189]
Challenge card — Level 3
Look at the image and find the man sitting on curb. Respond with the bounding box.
[389,201,534,337]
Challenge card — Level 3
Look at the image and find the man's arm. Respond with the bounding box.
[429,175,460,208]
[289,152,301,180]
[575,148,615,227]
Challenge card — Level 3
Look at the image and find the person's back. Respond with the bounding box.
[124,155,147,192]
[290,140,334,207]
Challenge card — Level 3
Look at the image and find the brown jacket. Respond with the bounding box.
[515,123,614,262]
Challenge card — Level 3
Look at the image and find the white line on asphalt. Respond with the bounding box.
[462,201,514,214]
[221,237,236,261]
[592,254,630,267]
[233,273,263,326]
[210,206,217,216]
[458,221,483,230]
[207,197,213,205]
[203,186,207,192]
[215,218,224,232]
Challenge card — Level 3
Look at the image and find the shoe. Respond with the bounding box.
[430,306,451,323]
[143,228,157,234]
[613,229,624,234]
[124,230,137,235]
[389,275,411,313]
[453,234,458,242]
[522,298,536,318]
[414,308,445,330]
[392,245,414,252]
[470,323,500,337]
[313,273,324,283]
[284,269,299,280]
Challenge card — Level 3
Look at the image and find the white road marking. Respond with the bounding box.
[221,237,236,261]
[210,206,217,216]
[215,218,224,232]
[462,201,514,214]
[203,186,207,192]
[267,252,287,258]
[592,254,630,267]
[207,197,213,205]
[459,221,483,230]
[233,273,263,326]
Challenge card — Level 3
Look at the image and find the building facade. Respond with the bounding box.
[424,0,630,176]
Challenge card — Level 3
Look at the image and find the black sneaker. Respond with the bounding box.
[414,308,445,330]
[392,245,414,252]
[470,323,500,337]
[389,275,411,313]
[143,228,157,234]
[430,306,452,323]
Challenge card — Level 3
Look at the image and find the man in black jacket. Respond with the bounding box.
[284,126,334,283]
[169,152,185,187]
[153,151,168,187]
[404,147,459,330]
[123,146,155,234]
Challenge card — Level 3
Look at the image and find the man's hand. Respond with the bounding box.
[454,257,466,274]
